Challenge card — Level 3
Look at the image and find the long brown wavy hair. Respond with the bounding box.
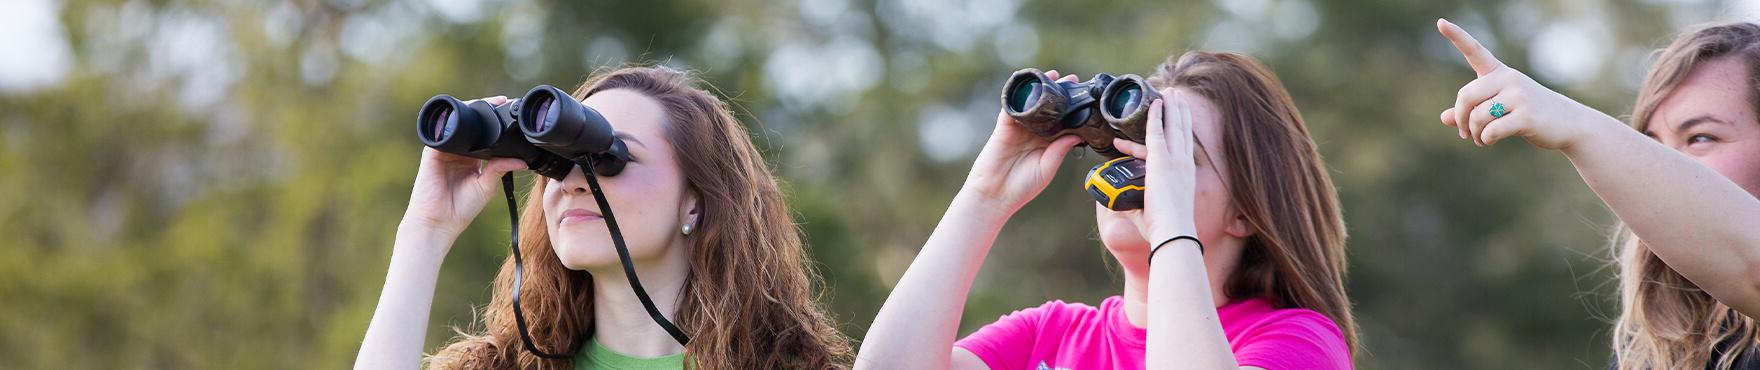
[1147,51,1359,356]
[427,67,852,369]
[1616,22,1760,370]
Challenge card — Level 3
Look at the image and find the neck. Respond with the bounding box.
[587,241,691,358]
[1120,242,1239,328]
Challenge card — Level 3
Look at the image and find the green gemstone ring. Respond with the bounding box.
[1489,101,1508,118]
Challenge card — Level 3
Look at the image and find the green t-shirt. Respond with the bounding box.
[575,339,685,370]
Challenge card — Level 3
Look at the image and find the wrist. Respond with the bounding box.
[394,223,460,262]
[398,213,465,238]
[1148,223,1198,246]
[1148,236,1203,265]
[951,187,1023,223]
[1557,115,1624,158]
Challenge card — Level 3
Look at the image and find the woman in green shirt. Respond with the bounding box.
[356,66,851,369]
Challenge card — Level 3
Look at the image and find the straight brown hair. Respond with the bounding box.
[427,66,852,369]
[1148,51,1358,355]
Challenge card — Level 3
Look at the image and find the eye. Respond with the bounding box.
[1688,133,1718,145]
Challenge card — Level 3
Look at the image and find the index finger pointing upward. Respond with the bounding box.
[1437,18,1505,77]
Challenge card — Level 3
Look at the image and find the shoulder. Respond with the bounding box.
[956,298,1121,370]
[1223,299,1352,370]
[1223,298,1343,339]
[990,298,1107,324]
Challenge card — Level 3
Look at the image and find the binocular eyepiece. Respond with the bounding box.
[417,85,632,179]
[1001,68,1160,157]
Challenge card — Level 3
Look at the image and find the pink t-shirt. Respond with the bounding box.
[954,296,1351,370]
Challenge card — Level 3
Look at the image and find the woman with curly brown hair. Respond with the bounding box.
[355,66,851,369]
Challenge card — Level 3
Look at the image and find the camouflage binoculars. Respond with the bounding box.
[1000,68,1161,157]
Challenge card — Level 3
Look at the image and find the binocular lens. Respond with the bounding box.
[1006,79,1042,114]
[1105,84,1143,118]
[426,105,454,142]
[529,94,554,132]
[417,95,491,152]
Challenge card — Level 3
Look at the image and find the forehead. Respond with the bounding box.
[1650,57,1756,130]
[580,88,670,145]
[1174,87,1226,157]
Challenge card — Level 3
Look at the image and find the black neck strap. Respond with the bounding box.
[577,159,692,345]
[503,160,691,360]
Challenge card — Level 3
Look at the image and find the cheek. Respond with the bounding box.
[601,169,687,236]
[541,184,562,226]
[1703,143,1760,197]
[1193,174,1233,237]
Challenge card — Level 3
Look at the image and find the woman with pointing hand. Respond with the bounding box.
[1434,19,1760,369]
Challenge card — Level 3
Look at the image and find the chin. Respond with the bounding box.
[550,232,621,271]
[1093,208,1147,254]
[1098,225,1148,256]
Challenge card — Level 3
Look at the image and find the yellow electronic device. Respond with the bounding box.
[1084,157,1146,211]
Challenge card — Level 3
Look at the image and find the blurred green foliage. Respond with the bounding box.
[1,0,1752,368]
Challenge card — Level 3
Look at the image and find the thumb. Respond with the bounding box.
[1043,135,1084,160]
[476,158,527,191]
[1113,138,1148,159]
[484,157,527,176]
[1038,135,1084,173]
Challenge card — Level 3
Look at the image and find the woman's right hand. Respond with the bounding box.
[400,96,528,243]
[1113,91,1200,248]
[1434,19,1618,151]
[958,71,1085,215]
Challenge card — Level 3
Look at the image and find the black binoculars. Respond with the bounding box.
[416,85,632,179]
[1001,68,1160,157]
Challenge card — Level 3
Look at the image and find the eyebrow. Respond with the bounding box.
[1674,114,1731,134]
[1192,135,1216,162]
[1191,135,1228,182]
[614,131,647,148]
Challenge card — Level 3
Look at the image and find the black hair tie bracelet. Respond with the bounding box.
[1149,235,1203,265]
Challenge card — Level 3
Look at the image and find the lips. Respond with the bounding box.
[559,208,603,225]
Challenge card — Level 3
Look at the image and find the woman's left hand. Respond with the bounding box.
[1114,88,1200,245]
[1435,18,1619,151]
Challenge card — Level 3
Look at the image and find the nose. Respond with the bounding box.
[558,164,591,195]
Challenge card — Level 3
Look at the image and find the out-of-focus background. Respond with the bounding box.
[3,0,1757,368]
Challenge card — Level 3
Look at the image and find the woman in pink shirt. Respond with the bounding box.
[855,50,1356,370]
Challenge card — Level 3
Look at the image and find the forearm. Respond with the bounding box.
[1145,240,1237,370]
[354,227,455,370]
[855,192,1012,370]
[1561,119,1760,314]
